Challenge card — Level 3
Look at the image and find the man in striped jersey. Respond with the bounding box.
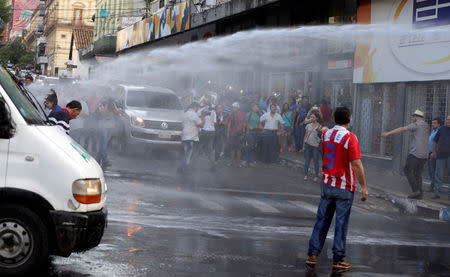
[48,101,82,134]
[306,107,368,272]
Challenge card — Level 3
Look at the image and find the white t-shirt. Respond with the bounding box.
[260,112,283,130]
[182,109,202,141]
[202,110,216,131]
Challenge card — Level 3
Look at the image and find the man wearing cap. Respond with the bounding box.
[382,110,429,199]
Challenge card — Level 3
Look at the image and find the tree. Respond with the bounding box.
[0,39,36,67]
[0,0,11,32]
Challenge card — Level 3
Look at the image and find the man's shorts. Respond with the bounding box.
[229,135,245,151]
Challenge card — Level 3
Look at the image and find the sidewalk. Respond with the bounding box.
[280,151,450,221]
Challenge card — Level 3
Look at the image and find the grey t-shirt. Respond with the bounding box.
[305,123,322,147]
[407,120,429,159]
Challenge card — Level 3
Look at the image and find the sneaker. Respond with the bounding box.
[407,191,423,199]
[313,177,319,183]
[249,162,257,168]
[431,194,440,199]
[220,152,224,157]
[304,175,308,181]
[333,261,351,271]
[241,161,248,167]
[305,254,317,267]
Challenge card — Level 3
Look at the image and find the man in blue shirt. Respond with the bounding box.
[431,115,450,199]
[427,118,441,192]
[294,96,311,151]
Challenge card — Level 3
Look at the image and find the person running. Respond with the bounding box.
[281,103,294,152]
[306,107,368,272]
[48,101,82,134]
[226,102,248,167]
[382,110,429,199]
[302,110,322,182]
[44,89,62,114]
[259,104,284,163]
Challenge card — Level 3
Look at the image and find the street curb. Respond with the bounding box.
[280,155,449,221]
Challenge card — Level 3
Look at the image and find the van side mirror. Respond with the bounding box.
[0,100,14,139]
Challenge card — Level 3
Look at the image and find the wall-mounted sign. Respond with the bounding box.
[99,9,108,18]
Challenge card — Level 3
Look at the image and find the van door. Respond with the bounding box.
[0,138,7,186]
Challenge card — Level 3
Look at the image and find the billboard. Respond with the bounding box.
[354,0,450,83]
[116,0,190,52]
[11,0,40,39]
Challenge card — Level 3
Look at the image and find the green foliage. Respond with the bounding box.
[0,39,35,67]
[0,0,12,30]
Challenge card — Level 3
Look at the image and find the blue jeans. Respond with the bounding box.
[308,183,354,263]
[181,140,194,171]
[295,125,306,151]
[245,131,259,163]
[304,144,319,177]
[427,154,437,190]
[96,128,112,164]
[434,157,450,197]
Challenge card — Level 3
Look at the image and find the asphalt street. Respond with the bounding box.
[44,153,450,277]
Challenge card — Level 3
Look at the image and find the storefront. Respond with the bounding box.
[353,0,450,171]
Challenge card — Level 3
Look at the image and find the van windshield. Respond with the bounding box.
[126,90,182,110]
[0,66,45,125]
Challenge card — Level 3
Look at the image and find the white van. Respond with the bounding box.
[0,66,107,275]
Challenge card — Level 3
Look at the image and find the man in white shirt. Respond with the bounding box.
[179,102,205,173]
[259,104,284,163]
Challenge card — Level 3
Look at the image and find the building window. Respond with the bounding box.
[73,9,83,25]
[159,0,165,8]
[61,34,66,38]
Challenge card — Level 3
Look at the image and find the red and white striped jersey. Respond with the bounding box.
[321,125,362,192]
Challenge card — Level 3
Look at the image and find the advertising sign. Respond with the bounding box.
[11,0,40,38]
[354,0,450,83]
[116,0,190,52]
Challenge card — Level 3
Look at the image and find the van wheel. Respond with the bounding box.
[0,204,49,276]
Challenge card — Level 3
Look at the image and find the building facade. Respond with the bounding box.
[351,0,450,172]
[44,0,95,76]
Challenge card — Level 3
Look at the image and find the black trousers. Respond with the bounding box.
[404,154,427,193]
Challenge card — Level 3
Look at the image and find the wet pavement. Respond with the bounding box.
[44,154,450,277]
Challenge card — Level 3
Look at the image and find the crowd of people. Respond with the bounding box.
[179,92,335,177]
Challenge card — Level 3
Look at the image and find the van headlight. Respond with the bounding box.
[131,116,145,127]
[72,179,102,204]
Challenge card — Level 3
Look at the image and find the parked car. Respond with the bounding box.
[117,85,183,152]
[0,65,107,275]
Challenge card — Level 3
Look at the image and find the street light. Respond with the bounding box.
[240,90,244,94]
[228,86,233,90]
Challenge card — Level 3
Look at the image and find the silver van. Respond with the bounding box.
[118,85,183,150]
